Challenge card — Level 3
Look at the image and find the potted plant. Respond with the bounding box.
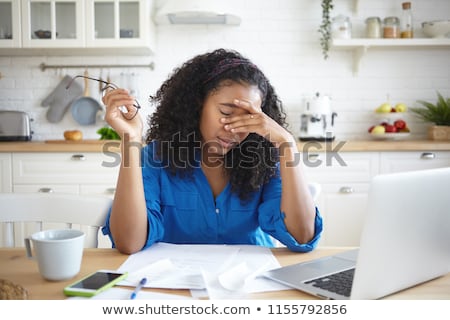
[410,92,450,140]
[319,0,334,59]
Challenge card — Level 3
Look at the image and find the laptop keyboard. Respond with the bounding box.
[304,268,355,297]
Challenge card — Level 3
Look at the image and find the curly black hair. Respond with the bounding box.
[146,48,288,201]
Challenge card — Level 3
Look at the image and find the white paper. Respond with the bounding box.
[116,243,290,299]
[117,243,240,289]
[126,258,205,289]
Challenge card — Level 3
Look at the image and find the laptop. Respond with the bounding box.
[263,167,450,299]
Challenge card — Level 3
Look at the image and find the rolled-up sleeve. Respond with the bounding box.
[258,166,323,252]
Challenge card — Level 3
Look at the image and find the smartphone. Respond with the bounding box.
[63,270,128,297]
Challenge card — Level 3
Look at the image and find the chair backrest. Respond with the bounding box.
[308,182,322,202]
[0,193,112,248]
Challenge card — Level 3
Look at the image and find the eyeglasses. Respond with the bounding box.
[66,75,141,120]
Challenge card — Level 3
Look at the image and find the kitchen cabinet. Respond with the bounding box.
[21,0,84,48]
[0,153,12,192]
[12,152,119,196]
[85,0,153,50]
[303,152,379,247]
[0,0,22,48]
[379,151,450,174]
[0,0,155,55]
[305,150,450,247]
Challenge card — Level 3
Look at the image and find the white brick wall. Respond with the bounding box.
[1,0,449,141]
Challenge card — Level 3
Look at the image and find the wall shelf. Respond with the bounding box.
[331,38,450,75]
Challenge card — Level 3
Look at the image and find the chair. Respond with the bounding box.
[0,193,112,248]
[308,182,322,202]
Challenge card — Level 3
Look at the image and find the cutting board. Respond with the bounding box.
[44,139,112,144]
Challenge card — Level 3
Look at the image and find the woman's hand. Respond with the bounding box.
[220,99,294,147]
[102,88,143,142]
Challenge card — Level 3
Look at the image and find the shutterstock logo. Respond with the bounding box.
[100,135,348,169]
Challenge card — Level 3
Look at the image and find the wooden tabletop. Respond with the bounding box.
[0,247,448,300]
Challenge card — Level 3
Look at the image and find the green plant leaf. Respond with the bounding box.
[411,91,450,126]
[96,127,121,140]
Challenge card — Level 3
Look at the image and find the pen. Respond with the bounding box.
[130,277,147,300]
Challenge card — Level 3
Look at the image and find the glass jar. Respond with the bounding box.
[383,17,400,38]
[365,17,382,38]
[331,15,352,39]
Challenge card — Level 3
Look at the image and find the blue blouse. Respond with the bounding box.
[102,141,323,252]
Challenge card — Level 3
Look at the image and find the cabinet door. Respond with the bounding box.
[80,184,116,197]
[319,183,370,247]
[303,152,379,183]
[0,0,21,47]
[302,152,379,247]
[380,151,450,174]
[0,153,12,192]
[13,184,79,193]
[21,0,84,47]
[85,0,153,48]
[12,152,119,184]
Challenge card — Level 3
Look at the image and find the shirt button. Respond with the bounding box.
[215,208,220,214]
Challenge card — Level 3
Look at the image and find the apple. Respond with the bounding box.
[395,103,407,112]
[376,103,392,113]
[384,124,398,133]
[371,125,385,134]
[390,107,397,113]
[394,119,406,130]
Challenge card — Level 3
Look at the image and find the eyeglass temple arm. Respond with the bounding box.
[65,75,115,90]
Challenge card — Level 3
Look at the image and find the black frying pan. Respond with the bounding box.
[70,70,102,125]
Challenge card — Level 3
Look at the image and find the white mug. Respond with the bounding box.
[25,229,85,281]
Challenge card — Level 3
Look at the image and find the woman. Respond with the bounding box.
[102,48,322,254]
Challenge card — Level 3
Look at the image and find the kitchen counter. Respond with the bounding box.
[297,139,450,152]
[0,139,450,152]
[0,140,121,152]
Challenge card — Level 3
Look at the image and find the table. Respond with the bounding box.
[0,247,449,300]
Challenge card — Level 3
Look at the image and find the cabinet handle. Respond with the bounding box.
[420,152,435,160]
[38,188,54,193]
[106,188,116,194]
[339,186,354,194]
[71,154,86,161]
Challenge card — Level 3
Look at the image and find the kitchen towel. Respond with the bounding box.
[41,75,83,123]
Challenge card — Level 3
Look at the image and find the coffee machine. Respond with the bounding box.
[299,92,338,141]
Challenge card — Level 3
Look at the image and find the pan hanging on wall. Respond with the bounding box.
[70,70,102,125]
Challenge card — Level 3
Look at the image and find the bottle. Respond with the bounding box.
[365,17,382,38]
[400,2,413,38]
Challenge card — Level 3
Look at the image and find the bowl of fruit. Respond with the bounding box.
[368,102,411,139]
[368,121,411,140]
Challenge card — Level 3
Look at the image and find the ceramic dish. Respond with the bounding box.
[369,132,411,140]
[422,20,450,38]
[374,112,407,121]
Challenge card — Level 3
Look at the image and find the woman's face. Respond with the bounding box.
[199,80,262,158]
